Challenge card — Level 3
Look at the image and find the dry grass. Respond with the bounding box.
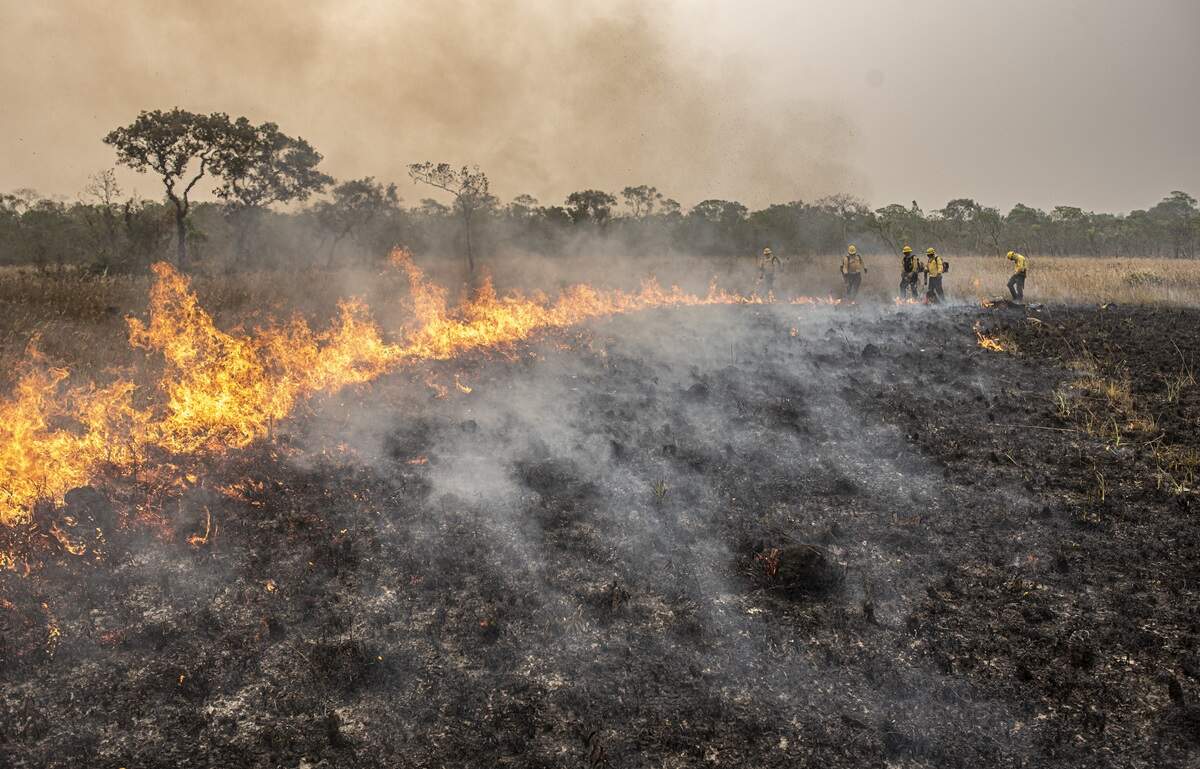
[1,253,1198,389]
[780,254,1200,305]
[0,265,420,388]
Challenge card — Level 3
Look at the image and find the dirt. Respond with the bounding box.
[2,302,1199,768]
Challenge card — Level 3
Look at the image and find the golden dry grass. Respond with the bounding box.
[935,256,1200,306]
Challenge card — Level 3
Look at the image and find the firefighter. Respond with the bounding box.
[841,244,866,300]
[924,247,945,303]
[758,247,781,298]
[899,245,922,300]
[1006,250,1028,301]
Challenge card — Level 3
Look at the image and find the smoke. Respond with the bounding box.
[0,0,858,208]
[287,300,1032,757]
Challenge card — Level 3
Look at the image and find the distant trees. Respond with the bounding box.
[312,178,400,266]
[407,163,494,275]
[621,185,664,219]
[1150,191,1199,258]
[104,108,331,270]
[104,109,229,271]
[78,170,171,272]
[565,190,618,227]
[212,118,331,263]
[9,111,1200,272]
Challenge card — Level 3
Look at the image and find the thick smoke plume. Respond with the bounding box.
[0,0,857,206]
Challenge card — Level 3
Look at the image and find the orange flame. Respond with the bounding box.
[974,322,1007,352]
[1,247,837,526]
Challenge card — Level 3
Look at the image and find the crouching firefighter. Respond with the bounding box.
[899,245,922,300]
[924,247,946,303]
[1006,250,1028,301]
[841,245,866,300]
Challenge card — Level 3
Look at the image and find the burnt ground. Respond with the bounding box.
[2,302,1199,768]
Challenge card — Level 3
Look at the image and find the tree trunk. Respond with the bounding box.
[463,210,475,275]
[174,205,188,272]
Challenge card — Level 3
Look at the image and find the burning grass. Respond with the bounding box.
[1,251,1196,528]
[0,250,844,526]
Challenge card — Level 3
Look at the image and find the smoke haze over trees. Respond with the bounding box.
[3,1,1198,214]
[1,104,1197,273]
[2,176,1197,273]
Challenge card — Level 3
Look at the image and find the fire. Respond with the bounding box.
[1,247,837,528]
[974,321,1007,352]
[186,506,213,547]
[128,262,401,454]
[49,521,88,556]
[0,351,144,525]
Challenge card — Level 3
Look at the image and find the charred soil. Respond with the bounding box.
[2,303,1199,768]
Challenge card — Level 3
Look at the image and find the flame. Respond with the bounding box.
[974,321,1007,352]
[48,521,88,556]
[1,247,838,528]
[454,374,473,394]
[43,602,61,656]
[186,506,213,547]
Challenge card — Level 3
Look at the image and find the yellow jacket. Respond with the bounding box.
[842,253,865,275]
[1008,252,1027,274]
[901,253,922,275]
[925,254,945,278]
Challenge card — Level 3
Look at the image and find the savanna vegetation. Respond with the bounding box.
[1,108,1198,278]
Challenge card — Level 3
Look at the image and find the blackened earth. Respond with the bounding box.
[2,303,1199,768]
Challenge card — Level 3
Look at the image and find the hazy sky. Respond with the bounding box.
[2,0,1197,213]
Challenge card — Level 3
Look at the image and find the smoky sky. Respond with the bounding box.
[1,0,1197,213]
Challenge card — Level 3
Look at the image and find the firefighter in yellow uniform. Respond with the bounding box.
[758,247,782,298]
[1006,251,1028,301]
[841,244,866,300]
[899,245,922,300]
[924,247,945,303]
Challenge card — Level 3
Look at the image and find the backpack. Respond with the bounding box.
[943,259,950,273]
[903,254,915,272]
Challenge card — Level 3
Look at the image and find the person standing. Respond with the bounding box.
[841,244,866,300]
[899,245,922,300]
[924,247,945,303]
[1006,250,1028,301]
[758,247,782,298]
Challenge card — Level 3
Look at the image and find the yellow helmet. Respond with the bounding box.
[902,245,913,254]
[926,247,936,255]
[847,245,858,255]
[1006,250,1015,259]
[763,247,772,255]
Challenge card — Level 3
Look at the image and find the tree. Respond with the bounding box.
[938,198,981,250]
[815,193,870,244]
[868,203,915,254]
[565,190,618,227]
[684,200,751,255]
[1149,191,1199,258]
[621,185,663,219]
[507,194,540,220]
[212,118,331,262]
[975,206,1005,255]
[313,177,399,266]
[407,163,494,275]
[104,108,231,270]
[1050,206,1090,255]
[689,199,748,224]
[79,169,124,265]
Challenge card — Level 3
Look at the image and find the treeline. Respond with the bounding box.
[0,108,1197,273]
